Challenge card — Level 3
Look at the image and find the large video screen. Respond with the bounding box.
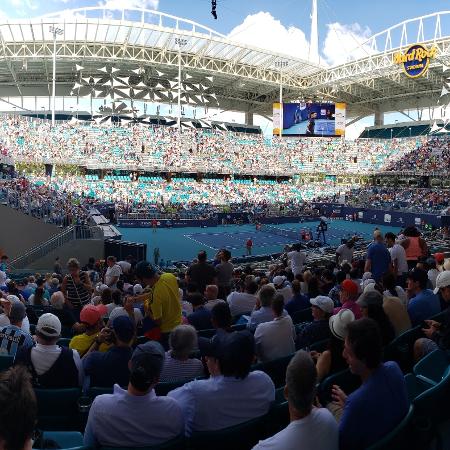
[273,102,346,137]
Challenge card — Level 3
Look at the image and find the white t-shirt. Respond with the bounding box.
[28,295,49,306]
[204,299,225,311]
[252,408,339,450]
[428,269,440,289]
[0,314,30,333]
[117,261,132,274]
[287,251,306,276]
[254,315,296,363]
[383,286,408,306]
[105,264,122,288]
[227,292,257,317]
[389,244,408,275]
[276,285,293,304]
[31,343,83,386]
[336,244,354,264]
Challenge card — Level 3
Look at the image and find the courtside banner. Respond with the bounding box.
[273,102,281,135]
[335,103,346,136]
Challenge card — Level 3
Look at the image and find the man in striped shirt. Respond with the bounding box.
[0,300,33,358]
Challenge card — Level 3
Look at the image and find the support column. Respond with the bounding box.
[245,111,254,126]
[374,109,384,127]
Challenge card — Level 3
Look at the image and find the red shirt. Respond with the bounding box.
[246,239,253,248]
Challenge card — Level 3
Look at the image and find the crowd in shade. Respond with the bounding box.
[0,224,449,449]
[2,174,450,226]
[2,116,449,175]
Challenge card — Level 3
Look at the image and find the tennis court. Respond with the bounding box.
[119,219,402,263]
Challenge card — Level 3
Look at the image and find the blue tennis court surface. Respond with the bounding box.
[119,220,402,263]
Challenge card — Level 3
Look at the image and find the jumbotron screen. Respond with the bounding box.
[273,101,346,137]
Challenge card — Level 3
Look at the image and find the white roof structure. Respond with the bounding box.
[0,7,449,119]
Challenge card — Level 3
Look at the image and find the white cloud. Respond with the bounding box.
[98,0,159,10]
[228,12,310,60]
[322,22,374,66]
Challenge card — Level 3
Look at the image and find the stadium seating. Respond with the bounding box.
[188,414,268,450]
[99,435,186,450]
[366,405,415,450]
[317,369,361,405]
[413,349,450,387]
[252,353,294,388]
[0,355,14,372]
[34,388,82,430]
[383,326,424,374]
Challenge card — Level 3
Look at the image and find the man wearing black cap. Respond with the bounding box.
[134,261,181,349]
[84,341,184,447]
[168,331,275,436]
[82,316,135,388]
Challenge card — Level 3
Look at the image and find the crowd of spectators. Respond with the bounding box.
[0,224,449,449]
[3,116,449,175]
[2,173,450,228]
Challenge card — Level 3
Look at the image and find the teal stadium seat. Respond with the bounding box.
[34,388,82,431]
[383,326,424,373]
[252,353,294,388]
[291,308,313,324]
[188,414,268,450]
[317,369,361,405]
[34,431,84,449]
[0,355,14,372]
[413,349,450,387]
[99,435,185,450]
[366,405,415,450]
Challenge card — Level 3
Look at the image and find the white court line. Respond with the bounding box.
[183,234,218,250]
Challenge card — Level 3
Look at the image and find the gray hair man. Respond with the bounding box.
[252,351,338,449]
[159,324,204,382]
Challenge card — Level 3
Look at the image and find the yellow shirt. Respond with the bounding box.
[69,333,110,356]
[144,273,182,333]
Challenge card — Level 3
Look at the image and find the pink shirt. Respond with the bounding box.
[333,301,362,319]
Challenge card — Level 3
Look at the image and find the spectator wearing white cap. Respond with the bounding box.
[273,276,292,304]
[15,313,82,388]
[414,271,450,361]
[0,295,31,333]
[296,296,334,349]
[254,295,296,363]
[312,309,355,382]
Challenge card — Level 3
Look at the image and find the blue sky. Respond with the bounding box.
[2,0,448,136]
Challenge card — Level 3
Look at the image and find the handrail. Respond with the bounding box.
[9,225,96,271]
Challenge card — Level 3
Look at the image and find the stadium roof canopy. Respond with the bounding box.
[0,7,449,120]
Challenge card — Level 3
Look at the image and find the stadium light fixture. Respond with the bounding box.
[275,60,288,137]
[211,0,217,19]
[49,25,64,127]
[175,38,188,130]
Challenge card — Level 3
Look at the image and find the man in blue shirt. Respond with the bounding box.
[84,341,184,447]
[247,284,276,332]
[0,301,33,358]
[365,231,391,282]
[285,280,310,316]
[331,318,409,450]
[83,315,134,388]
[407,269,441,327]
[187,293,212,331]
[168,331,275,436]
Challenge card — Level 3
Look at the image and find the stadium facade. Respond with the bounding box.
[0,7,448,126]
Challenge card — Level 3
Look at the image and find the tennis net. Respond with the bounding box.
[259,223,303,242]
